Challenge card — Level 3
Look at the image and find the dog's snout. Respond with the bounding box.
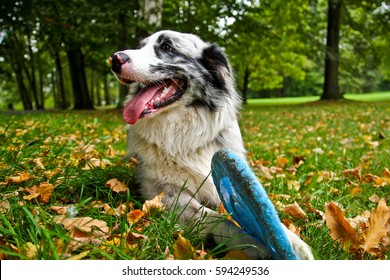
[110,52,130,73]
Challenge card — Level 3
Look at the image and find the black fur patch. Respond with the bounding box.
[198,44,230,90]
[188,98,217,111]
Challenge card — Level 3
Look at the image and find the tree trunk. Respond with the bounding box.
[7,32,33,110]
[138,0,163,38]
[321,0,343,100]
[103,75,111,106]
[25,33,43,109]
[14,63,33,110]
[241,66,250,105]
[54,50,67,109]
[116,10,131,108]
[67,48,94,110]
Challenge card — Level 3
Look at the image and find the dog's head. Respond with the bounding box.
[109,30,237,125]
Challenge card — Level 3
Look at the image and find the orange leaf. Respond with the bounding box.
[1,172,32,185]
[325,202,362,252]
[106,178,128,193]
[284,202,306,220]
[362,198,390,254]
[276,157,289,168]
[23,182,54,203]
[127,209,144,224]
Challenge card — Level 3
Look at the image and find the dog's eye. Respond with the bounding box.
[160,43,173,52]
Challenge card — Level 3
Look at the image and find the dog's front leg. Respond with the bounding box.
[161,190,270,259]
[283,225,314,260]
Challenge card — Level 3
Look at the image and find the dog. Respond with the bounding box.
[109,30,313,259]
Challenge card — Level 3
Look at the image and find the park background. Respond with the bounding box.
[0,0,389,261]
[0,0,389,110]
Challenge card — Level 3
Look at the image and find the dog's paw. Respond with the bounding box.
[286,230,314,260]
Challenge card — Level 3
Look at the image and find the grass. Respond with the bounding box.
[247,91,390,106]
[0,97,389,260]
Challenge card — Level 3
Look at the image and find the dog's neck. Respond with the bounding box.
[126,103,243,158]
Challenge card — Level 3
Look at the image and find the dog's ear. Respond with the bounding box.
[199,43,232,90]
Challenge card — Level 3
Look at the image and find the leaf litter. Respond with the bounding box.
[1,105,389,260]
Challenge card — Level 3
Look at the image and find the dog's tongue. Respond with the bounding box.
[123,84,162,124]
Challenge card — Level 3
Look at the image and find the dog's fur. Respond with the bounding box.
[110,30,313,259]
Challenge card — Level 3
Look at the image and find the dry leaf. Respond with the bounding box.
[276,157,289,168]
[106,178,128,193]
[127,209,144,224]
[125,232,148,243]
[305,203,325,220]
[173,232,195,260]
[49,205,69,215]
[342,167,362,181]
[164,246,175,260]
[1,172,32,185]
[24,242,38,259]
[0,200,10,214]
[362,198,390,255]
[33,158,45,170]
[284,202,306,220]
[142,192,165,213]
[325,202,362,252]
[66,251,90,260]
[55,216,110,236]
[368,194,380,203]
[23,182,54,203]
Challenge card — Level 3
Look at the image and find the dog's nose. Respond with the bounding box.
[110,52,130,73]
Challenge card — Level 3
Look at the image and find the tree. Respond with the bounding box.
[321,0,343,100]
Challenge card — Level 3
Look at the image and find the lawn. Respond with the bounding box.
[0,98,389,260]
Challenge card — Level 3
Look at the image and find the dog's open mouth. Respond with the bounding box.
[123,79,187,124]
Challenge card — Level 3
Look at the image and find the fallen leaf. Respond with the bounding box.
[23,182,55,203]
[50,205,69,215]
[362,198,390,255]
[0,172,32,185]
[142,192,165,213]
[368,194,380,203]
[33,158,45,170]
[317,171,337,183]
[24,242,38,259]
[284,202,306,220]
[127,209,144,224]
[125,232,149,243]
[55,216,110,236]
[0,200,10,214]
[276,157,289,168]
[375,177,388,187]
[325,202,362,252]
[287,180,301,191]
[106,178,128,193]
[164,246,175,260]
[67,251,90,260]
[342,167,362,181]
[351,187,363,195]
[173,232,195,260]
[305,203,325,220]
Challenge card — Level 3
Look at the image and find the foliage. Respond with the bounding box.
[1,0,389,109]
[0,98,389,259]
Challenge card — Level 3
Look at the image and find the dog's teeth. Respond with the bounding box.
[161,85,172,97]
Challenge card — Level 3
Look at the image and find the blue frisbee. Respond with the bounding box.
[211,149,297,260]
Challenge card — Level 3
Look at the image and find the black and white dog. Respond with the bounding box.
[110,30,313,259]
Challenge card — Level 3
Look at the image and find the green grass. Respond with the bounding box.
[0,98,389,260]
[247,91,390,106]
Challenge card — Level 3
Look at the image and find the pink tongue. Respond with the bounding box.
[123,84,162,124]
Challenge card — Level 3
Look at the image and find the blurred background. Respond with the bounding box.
[0,0,389,110]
